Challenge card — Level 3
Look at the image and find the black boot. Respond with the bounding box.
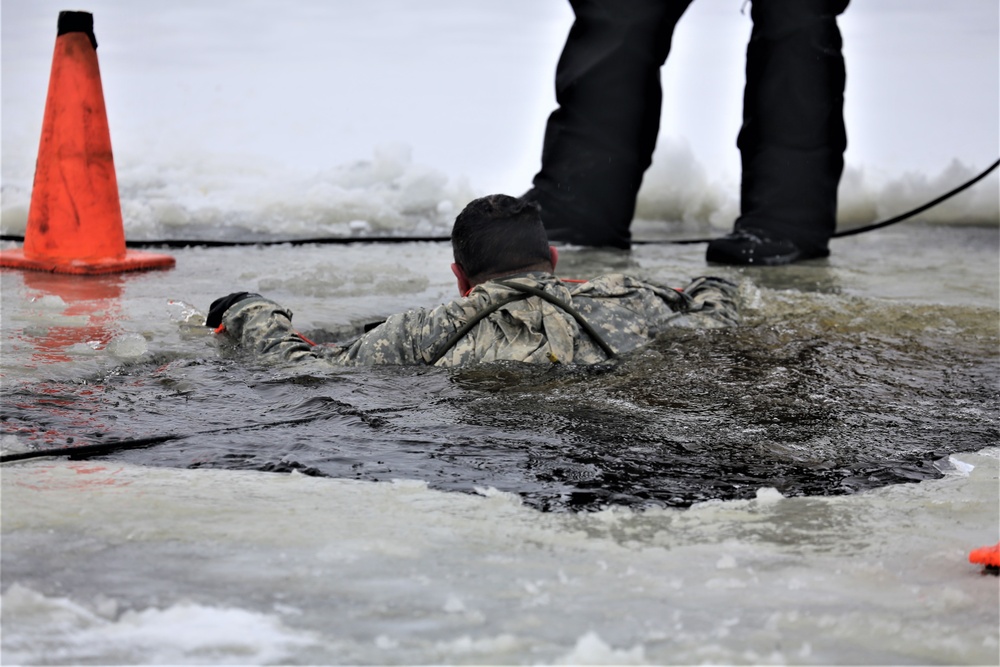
[706,228,829,266]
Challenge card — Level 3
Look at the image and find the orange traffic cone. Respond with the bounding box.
[0,11,174,275]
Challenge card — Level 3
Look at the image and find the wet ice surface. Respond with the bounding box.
[2,223,999,664]
[2,451,998,665]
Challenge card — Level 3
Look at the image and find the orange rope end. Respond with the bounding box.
[295,331,317,346]
[969,542,1000,567]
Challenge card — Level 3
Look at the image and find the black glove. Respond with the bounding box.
[206,292,260,328]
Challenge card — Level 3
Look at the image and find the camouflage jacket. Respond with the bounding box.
[219,272,740,367]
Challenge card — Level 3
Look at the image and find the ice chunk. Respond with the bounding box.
[105,333,148,359]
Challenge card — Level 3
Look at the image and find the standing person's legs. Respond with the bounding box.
[524,0,693,249]
[708,0,849,265]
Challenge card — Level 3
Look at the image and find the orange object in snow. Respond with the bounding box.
[968,542,1000,572]
[0,11,174,275]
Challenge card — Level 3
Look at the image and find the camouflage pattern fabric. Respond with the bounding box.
[219,272,741,367]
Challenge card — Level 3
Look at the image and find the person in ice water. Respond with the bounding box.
[205,194,740,367]
[522,0,849,265]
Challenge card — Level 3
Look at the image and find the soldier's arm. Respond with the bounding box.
[220,296,434,366]
[671,276,742,328]
[219,297,319,363]
[327,310,434,365]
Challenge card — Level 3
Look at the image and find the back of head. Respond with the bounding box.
[451,194,552,283]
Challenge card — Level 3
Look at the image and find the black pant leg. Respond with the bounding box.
[736,0,849,251]
[527,0,693,249]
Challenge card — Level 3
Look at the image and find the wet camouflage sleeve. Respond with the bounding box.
[219,298,437,366]
[660,276,742,329]
[218,272,741,367]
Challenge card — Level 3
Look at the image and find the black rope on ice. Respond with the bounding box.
[829,157,999,238]
[1,159,995,249]
[0,416,328,464]
[0,234,454,248]
[650,157,1000,244]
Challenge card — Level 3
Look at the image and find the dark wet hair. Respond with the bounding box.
[451,194,552,282]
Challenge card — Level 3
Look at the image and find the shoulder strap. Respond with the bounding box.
[495,280,618,360]
[427,293,526,365]
[429,281,620,366]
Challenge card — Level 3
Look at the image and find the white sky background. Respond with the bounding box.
[2,0,997,207]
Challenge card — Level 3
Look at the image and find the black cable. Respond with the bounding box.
[0,433,179,463]
[0,415,325,464]
[0,234,453,248]
[122,235,452,248]
[637,158,1000,244]
[1,159,995,249]
[830,158,999,238]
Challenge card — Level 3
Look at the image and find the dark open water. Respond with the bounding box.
[4,231,997,512]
